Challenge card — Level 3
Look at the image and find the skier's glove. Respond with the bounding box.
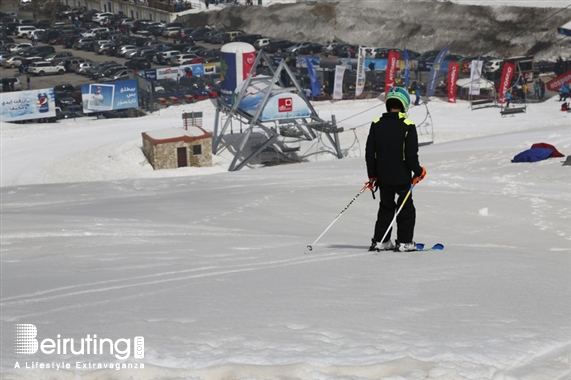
[412,166,426,185]
[366,178,377,191]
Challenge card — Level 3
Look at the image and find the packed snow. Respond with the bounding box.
[2,84,571,379]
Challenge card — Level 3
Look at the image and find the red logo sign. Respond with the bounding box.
[278,97,293,112]
[546,69,571,91]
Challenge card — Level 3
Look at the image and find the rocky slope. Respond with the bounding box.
[178,1,571,59]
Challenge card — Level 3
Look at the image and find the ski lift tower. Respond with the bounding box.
[212,50,344,171]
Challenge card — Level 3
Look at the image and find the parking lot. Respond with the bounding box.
[1,35,228,91]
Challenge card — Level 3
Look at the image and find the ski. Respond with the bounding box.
[411,243,444,251]
[373,243,444,254]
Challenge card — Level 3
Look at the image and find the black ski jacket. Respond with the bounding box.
[365,111,422,185]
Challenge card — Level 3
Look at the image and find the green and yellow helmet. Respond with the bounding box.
[386,87,411,112]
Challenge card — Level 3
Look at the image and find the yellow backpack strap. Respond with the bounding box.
[373,117,381,123]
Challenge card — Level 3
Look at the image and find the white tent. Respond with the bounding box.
[558,20,571,37]
[455,77,495,90]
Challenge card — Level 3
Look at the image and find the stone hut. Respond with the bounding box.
[142,126,212,170]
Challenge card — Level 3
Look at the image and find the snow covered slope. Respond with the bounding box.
[2,90,571,379]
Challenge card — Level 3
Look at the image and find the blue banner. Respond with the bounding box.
[365,58,388,71]
[0,88,56,122]
[305,57,321,97]
[81,80,139,113]
[426,44,450,97]
[404,48,410,89]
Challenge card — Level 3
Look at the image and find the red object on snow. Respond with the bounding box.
[530,143,565,157]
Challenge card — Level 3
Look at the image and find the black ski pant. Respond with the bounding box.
[374,183,415,243]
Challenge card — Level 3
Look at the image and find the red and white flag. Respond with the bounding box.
[498,62,515,104]
[447,62,460,103]
[385,50,399,95]
[546,69,571,91]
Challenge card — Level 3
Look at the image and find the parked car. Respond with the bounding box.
[125,57,151,70]
[44,51,73,61]
[162,26,182,38]
[20,45,55,57]
[172,53,198,66]
[483,59,502,73]
[28,61,66,76]
[96,65,127,79]
[62,57,91,72]
[265,40,295,54]
[116,44,138,57]
[92,12,113,23]
[75,62,96,75]
[182,45,206,55]
[286,42,313,55]
[15,25,37,38]
[9,42,33,54]
[131,48,156,60]
[97,42,115,55]
[101,68,132,82]
[72,38,94,50]
[55,92,76,107]
[234,34,263,45]
[68,58,92,72]
[254,38,271,50]
[0,76,22,91]
[3,55,23,68]
[154,50,181,65]
[298,43,323,55]
[53,83,75,94]
[81,27,109,38]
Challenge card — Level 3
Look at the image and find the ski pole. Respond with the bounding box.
[378,184,415,246]
[306,183,370,252]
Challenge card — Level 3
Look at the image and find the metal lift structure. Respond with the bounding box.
[212,51,344,171]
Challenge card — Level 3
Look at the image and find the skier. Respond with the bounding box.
[365,87,426,252]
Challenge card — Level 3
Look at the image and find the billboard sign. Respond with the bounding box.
[81,80,139,113]
[0,88,56,122]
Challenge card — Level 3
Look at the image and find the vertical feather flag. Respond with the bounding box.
[333,65,346,100]
[385,50,399,95]
[305,57,322,97]
[404,48,410,89]
[498,62,515,104]
[447,61,459,103]
[426,44,450,97]
[355,46,366,97]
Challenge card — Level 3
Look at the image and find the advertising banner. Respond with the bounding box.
[81,80,139,113]
[447,61,460,103]
[220,49,256,98]
[0,88,56,122]
[385,50,399,95]
[498,62,515,104]
[138,69,157,81]
[365,58,387,71]
[546,69,571,91]
[333,65,346,100]
[426,44,450,97]
[404,48,410,89]
[355,46,366,97]
[469,60,484,95]
[305,57,321,97]
[156,67,181,80]
[233,78,310,121]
